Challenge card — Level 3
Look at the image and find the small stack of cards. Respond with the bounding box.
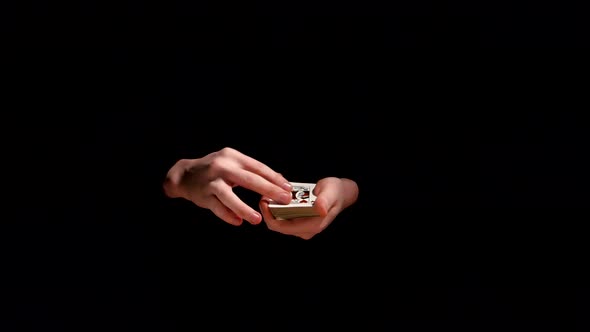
[268,182,320,220]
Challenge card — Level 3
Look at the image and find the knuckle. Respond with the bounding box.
[208,159,226,175]
[219,147,236,157]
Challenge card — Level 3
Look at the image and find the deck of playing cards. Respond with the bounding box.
[268,182,320,220]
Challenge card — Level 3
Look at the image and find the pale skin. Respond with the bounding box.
[260,177,359,240]
[163,147,359,239]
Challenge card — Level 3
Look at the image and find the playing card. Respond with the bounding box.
[290,183,316,204]
[268,182,320,220]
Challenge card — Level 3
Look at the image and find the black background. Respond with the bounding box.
[4,2,590,332]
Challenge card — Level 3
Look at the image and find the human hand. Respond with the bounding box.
[163,147,293,226]
[259,177,359,240]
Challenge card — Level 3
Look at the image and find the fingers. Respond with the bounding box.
[259,178,354,239]
[259,198,275,222]
[186,178,260,225]
[229,148,293,189]
[211,180,262,225]
[266,216,330,237]
[224,168,293,205]
[310,177,345,214]
[260,199,334,240]
[207,197,244,226]
[216,148,292,204]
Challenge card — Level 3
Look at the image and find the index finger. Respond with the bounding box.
[225,168,292,205]
[229,149,292,191]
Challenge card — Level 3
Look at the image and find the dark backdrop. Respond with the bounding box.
[4,3,590,332]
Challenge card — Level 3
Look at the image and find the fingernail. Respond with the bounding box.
[281,182,293,191]
[251,212,261,224]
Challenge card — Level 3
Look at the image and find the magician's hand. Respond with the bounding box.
[259,177,359,240]
[163,147,293,226]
